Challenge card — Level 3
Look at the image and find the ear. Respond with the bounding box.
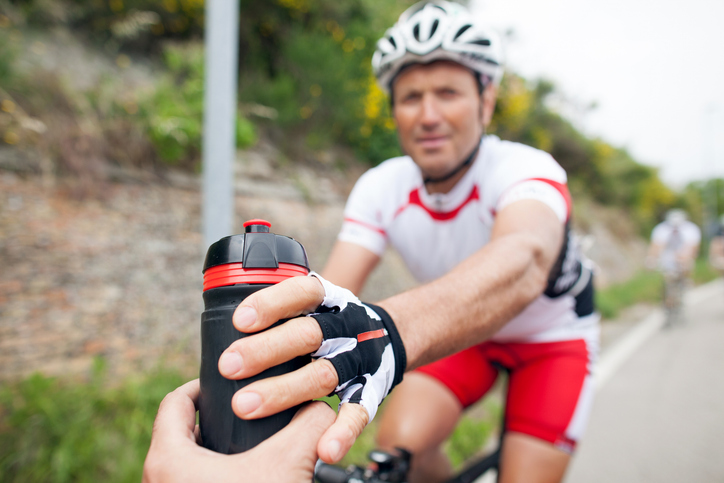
[481,85,497,127]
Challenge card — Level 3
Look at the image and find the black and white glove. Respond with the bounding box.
[307,273,406,422]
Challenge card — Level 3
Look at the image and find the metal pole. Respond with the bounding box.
[203,0,239,249]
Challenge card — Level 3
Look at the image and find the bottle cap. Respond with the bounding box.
[202,220,310,291]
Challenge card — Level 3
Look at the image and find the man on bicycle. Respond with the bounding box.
[646,209,701,320]
[708,215,724,273]
[216,3,598,482]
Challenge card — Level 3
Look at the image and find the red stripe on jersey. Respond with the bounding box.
[344,217,387,236]
[357,329,388,343]
[530,178,572,219]
[395,185,480,221]
[494,178,571,221]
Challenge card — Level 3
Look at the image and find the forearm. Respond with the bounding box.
[378,232,550,370]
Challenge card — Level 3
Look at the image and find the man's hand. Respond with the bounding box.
[142,379,335,483]
[216,275,405,464]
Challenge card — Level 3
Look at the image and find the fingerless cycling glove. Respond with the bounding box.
[308,273,406,422]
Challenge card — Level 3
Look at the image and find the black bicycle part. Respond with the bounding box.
[315,367,508,483]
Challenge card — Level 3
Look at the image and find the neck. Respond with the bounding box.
[423,137,482,194]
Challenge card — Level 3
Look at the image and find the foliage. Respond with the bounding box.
[0,361,187,483]
[595,258,719,319]
[490,74,679,235]
[595,269,663,319]
[0,0,703,229]
[680,178,724,230]
[137,42,256,165]
[0,25,17,86]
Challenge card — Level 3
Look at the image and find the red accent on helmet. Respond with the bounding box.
[203,262,309,291]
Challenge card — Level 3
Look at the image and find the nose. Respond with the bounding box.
[419,94,442,128]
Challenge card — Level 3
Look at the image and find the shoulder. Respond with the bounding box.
[482,136,567,184]
[651,222,670,240]
[353,156,419,191]
[346,156,419,212]
[683,221,702,238]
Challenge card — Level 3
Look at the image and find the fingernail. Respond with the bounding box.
[218,352,243,376]
[327,440,341,462]
[235,392,262,415]
[233,306,257,330]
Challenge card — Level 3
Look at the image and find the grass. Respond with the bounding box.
[0,360,187,483]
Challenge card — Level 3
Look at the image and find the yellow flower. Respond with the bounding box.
[1,99,15,114]
[110,0,124,13]
[3,131,19,145]
[300,106,313,119]
[163,0,178,13]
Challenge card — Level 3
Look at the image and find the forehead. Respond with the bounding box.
[392,61,478,93]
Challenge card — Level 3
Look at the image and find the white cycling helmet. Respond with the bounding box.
[666,209,687,227]
[372,1,504,95]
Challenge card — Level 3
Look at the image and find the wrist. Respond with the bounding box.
[364,303,406,386]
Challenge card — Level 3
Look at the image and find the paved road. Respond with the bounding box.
[566,280,724,482]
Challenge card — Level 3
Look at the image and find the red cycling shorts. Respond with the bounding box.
[416,338,596,453]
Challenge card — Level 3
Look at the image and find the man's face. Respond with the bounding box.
[391,61,495,183]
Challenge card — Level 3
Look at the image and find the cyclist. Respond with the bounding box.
[216,3,597,483]
[646,209,701,315]
[708,215,724,273]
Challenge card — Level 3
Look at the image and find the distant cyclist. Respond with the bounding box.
[647,209,701,319]
[214,3,598,483]
[709,215,724,273]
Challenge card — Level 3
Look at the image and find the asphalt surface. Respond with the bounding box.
[565,279,724,482]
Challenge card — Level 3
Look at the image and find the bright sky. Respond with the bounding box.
[470,0,724,188]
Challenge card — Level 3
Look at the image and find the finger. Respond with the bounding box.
[317,403,370,463]
[252,401,336,456]
[152,379,200,443]
[218,316,323,379]
[232,275,324,332]
[231,359,338,419]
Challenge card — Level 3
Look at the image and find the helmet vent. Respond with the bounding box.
[454,24,472,40]
[413,24,421,41]
[389,36,397,48]
[470,38,491,46]
[430,19,440,37]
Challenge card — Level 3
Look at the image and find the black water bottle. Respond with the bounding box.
[199,219,311,454]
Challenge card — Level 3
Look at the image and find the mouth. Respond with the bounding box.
[415,135,450,150]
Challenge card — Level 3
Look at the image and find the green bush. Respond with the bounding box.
[140,42,256,165]
[0,362,187,483]
[0,28,17,87]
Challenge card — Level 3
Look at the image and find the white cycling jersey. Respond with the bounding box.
[651,220,701,272]
[339,135,599,343]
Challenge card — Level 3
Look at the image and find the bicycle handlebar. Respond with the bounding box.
[315,461,388,483]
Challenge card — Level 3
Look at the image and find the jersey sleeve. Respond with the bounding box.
[651,223,670,244]
[497,179,570,222]
[489,142,571,223]
[337,168,389,257]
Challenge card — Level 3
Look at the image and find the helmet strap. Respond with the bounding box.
[423,134,483,185]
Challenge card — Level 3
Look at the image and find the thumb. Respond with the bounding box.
[248,401,336,476]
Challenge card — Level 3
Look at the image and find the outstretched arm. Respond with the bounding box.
[217,198,563,463]
[382,198,562,369]
[321,240,381,296]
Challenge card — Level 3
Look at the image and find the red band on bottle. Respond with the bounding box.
[203,263,309,291]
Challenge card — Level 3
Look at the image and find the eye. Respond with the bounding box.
[439,88,458,98]
[400,91,422,103]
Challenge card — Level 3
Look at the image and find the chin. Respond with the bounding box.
[412,151,454,173]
